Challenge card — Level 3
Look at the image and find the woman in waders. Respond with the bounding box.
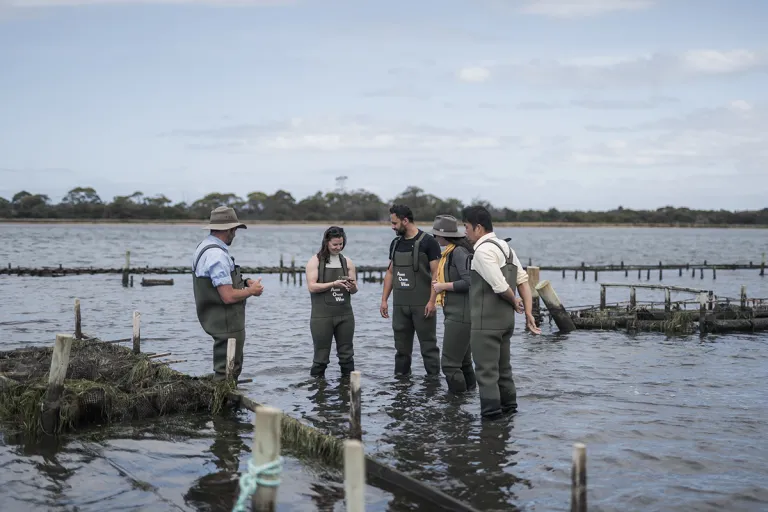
[305,226,358,378]
[430,215,477,393]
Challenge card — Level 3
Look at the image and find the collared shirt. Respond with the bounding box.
[192,235,235,287]
[470,232,528,293]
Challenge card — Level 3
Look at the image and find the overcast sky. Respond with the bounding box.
[1,0,766,210]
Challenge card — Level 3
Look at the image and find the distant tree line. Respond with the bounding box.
[1,186,767,226]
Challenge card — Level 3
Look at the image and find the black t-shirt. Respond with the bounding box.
[388,229,442,263]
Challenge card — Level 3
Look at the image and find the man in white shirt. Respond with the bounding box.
[462,205,540,419]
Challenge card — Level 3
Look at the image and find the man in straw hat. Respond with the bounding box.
[462,205,540,419]
[192,206,263,381]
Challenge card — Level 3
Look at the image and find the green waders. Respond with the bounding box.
[469,239,518,419]
[441,248,476,393]
[192,244,246,382]
[309,255,355,377]
[391,232,440,376]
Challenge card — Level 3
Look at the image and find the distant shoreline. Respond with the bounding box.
[1,218,766,229]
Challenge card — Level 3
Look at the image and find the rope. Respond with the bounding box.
[232,456,284,512]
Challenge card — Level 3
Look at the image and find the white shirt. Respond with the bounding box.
[325,254,342,268]
[470,233,528,293]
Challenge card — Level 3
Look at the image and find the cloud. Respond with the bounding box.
[3,0,293,6]
[458,66,491,83]
[518,0,656,18]
[516,96,679,110]
[458,49,768,88]
[568,101,768,173]
[165,117,524,152]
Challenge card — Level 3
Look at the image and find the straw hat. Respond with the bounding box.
[204,206,247,231]
[431,215,464,238]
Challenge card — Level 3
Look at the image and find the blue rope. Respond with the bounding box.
[232,456,284,512]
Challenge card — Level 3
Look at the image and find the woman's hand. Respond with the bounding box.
[432,280,447,293]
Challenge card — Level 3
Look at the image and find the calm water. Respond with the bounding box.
[1,223,768,512]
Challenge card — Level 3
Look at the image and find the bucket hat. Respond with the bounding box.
[431,215,464,238]
[204,206,247,230]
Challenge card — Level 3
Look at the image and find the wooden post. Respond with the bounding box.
[350,371,362,441]
[299,271,303,286]
[226,338,237,383]
[637,269,641,279]
[132,311,141,354]
[664,288,671,314]
[571,443,587,512]
[761,252,765,277]
[344,439,366,512]
[625,269,628,277]
[658,261,663,281]
[700,268,704,279]
[130,275,134,287]
[679,267,682,276]
[699,293,707,337]
[41,334,73,434]
[712,267,716,280]
[707,291,714,311]
[646,269,650,281]
[122,250,131,287]
[291,256,296,285]
[599,285,606,310]
[691,268,695,278]
[629,287,636,310]
[593,270,598,282]
[562,269,566,279]
[252,405,282,510]
[535,281,576,333]
[527,266,541,324]
[279,254,284,282]
[74,298,82,339]
[740,285,747,310]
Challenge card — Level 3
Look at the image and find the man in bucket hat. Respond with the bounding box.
[192,206,263,381]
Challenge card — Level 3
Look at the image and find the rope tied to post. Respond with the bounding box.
[232,456,284,512]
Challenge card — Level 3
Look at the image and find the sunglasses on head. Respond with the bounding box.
[326,226,345,237]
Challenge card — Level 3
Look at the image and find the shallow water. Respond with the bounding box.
[1,224,768,511]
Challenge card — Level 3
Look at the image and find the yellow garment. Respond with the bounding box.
[435,243,455,307]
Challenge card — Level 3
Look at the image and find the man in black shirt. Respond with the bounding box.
[380,204,442,376]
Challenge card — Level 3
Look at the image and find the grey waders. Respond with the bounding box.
[469,239,518,419]
[390,232,440,376]
[440,247,476,393]
[192,244,246,381]
[309,255,355,377]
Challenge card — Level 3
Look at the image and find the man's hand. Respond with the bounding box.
[380,300,389,319]
[514,297,524,314]
[432,280,447,293]
[424,301,436,318]
[526,313,541,334]
[248,278,264,297]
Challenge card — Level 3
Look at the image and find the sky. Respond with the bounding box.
[1,0,766,211]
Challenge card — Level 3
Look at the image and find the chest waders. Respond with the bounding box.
[309,255,355,377]
[390,232,440,376]
[469,239,518,419]
[440,247,477,393]
[192,244,247,381]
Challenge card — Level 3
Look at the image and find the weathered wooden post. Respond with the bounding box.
[741,285,747,310]
[41,334,73,434]
[593,270,598,282]
[637,269,641,279]
[291,256,296,285]
[571,443,587,512]
[132,311,141,354]
[699,293,707,337]
[691,268,695,278]
[130,275,134,287]
[679,267,683,276]
[299,271,303,286]
[226,338,237,384]
[630,287,636,310]
[599,285,606,310]
[344,439,366,512]
[664,288,671,314]
[658,261,663,281]
[527,266,541,324]
[74,298,82,339]
[122,250,131,287]
[252,406,282,511]
[350,371,362,441]
[761,252,765,277]
[279,254,284,283]
[625,269,628,277]
[700,268,704,279]
[712,267,716,280]
[646,268,650,281]
[535,281,576,334]
[562,269,566,279]
[707,291,714,311]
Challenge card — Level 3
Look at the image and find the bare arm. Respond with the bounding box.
[428,259,438,305]
[306,255,345,293]
[381,261,393,303]
[217,284,255,304]
[517,282,534,317]
[347,258,358,295]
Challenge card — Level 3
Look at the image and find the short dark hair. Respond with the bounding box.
[462,205,493,232]
[389,204,414,223]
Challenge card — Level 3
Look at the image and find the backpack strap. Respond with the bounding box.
[340,254,349,277]
[193,243,227,273]
[389,236,402,262]
[478,238,513,265]
[317,255,327,283]
[412,231,426,272]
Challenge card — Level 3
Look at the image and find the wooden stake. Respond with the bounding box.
[535,281,576,333]
[350,371,362,441]
[699,293,707,337]
[599,285,606,310]
[527,266,541,324]
[761,252,765,277]
[147,352,172,359]
[41,334,73,434]
[132,311,141,354]
[122,250,131,287]
[344,439,366,512]
[571,443,586,512]
[740,285,747,310]
[252,405,282,511]
[74,298,82,339]
[226,337,237,383]
[664,288,671,314]
[629,287,636,310]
